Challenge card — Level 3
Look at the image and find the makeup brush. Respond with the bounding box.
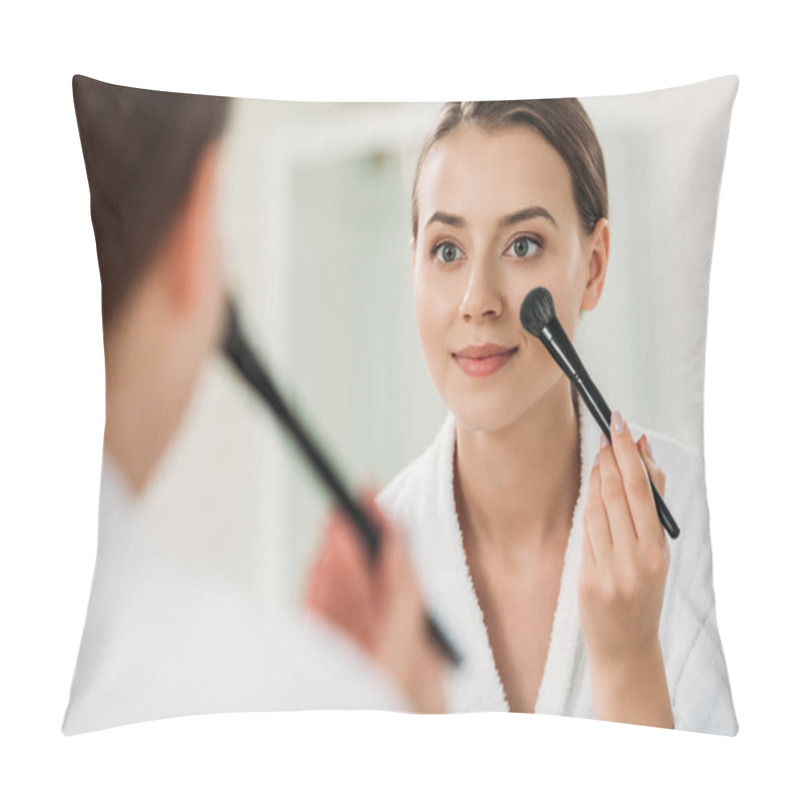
[221,295,462,666]
[520,286,680,539]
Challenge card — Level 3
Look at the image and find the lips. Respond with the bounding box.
[453,344,518,377]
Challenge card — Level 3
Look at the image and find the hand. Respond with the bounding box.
[305,490,446,714]
[578,410,673,727]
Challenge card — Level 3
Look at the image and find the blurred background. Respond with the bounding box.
[136,79,734,607]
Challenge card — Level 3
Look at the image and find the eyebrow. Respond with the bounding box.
[424,205,558,231]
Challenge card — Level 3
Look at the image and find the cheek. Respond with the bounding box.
[520,245,586,337]
[413,268,454,346]
[414,297,444,383]
[413,271,465,396]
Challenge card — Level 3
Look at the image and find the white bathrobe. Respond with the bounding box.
[377,400,738,736]
[63,454,406,735]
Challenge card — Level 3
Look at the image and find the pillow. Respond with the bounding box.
[64,74,739,735]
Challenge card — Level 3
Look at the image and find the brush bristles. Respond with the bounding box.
[520,287,556,338]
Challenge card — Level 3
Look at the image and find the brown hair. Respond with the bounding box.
[411,99,608,240]
[72,75,230,330]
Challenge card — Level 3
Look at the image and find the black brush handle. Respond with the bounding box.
[221,297,462,667]
[543,319,680,540]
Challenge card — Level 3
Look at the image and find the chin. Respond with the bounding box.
[447,391,527,435]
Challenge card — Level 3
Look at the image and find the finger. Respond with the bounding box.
[633,435,669,550]
[359,488,423,624]
[308,514,377,644]
[358,489,397,577]
[359,487,383,526]
[329,513,372,574]
[637,435,666,498]
[584,452,612,568]
[359,488,401,561]
[581,517,596,567]
[304,555,325,609]
[321,509,373,583]
[360,489,417,583]
[304,520,337,604]
[413,642,447,714]
[598,430,639,550]
[304,545,340,621]
[609,411,661,543]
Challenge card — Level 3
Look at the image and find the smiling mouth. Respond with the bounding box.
[453,347,518,378]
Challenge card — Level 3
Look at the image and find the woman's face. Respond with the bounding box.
[412,123,608,433]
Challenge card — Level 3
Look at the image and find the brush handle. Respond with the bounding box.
[542,322,680,540]
[221,297,462,667]
[579,379,680,540]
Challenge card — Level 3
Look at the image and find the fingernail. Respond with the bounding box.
[611,410,626,435]
[644,434,653,458]
[600,433,609,449]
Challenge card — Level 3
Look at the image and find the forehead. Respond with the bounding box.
[417,124,577,227]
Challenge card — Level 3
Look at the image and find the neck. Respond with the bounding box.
[454,380,581,558]
[103,332,167,496]
[102,280,199,497]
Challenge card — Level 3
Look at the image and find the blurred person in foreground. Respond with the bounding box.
[63,76,443,734]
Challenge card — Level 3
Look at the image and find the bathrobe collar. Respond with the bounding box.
[425,395,602,713]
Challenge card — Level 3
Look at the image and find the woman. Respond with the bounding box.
[376,100,738,734]
[65,77,446,735]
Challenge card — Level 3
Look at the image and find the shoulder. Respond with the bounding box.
[630,426,724,658]
[626,423,737,733]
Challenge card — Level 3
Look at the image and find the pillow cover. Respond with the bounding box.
[64,74,738,735]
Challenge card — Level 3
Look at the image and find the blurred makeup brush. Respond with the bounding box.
[221,294,463,665]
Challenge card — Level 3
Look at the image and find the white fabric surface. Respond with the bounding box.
[63,454,406,735]
[378,399,738,735]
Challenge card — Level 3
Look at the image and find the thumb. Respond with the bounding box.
[359,488,402,560]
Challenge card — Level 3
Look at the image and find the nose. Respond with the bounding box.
[459,258,503,322]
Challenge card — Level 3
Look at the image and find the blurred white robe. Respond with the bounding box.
[377,400,738,735]
[63,454,405,735]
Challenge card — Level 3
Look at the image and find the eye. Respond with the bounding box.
[506,236,542,259]
[432,241,465,264]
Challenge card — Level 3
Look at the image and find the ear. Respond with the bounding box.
[580,217,609,312]
[160,142,221,315]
